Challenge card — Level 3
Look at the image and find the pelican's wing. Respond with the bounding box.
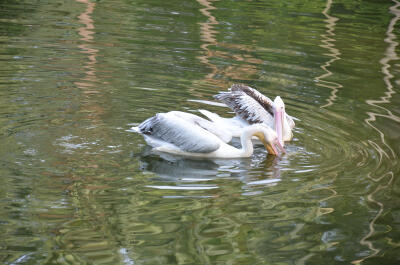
[138,113,220,153]
[168,111,232,143]
[198,109,247,138]
[229,84,274,115]
[286,114,295,129]
[214,85,274,125]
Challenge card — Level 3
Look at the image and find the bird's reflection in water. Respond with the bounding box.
[138,144,282,198]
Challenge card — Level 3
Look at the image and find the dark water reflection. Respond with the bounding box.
[1,0,400,264]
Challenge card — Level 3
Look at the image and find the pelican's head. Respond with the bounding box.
[273,96,285,147]
[253,125,285,156]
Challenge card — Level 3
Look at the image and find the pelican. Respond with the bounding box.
[132,111,284,158]
[212,84,295,146]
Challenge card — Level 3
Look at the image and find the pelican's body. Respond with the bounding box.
[165,111,233,143]
[198,109,251,137]
[132,111,283,158]
[213,84,295,145]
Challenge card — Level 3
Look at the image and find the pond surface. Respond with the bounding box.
[1,0,400,264]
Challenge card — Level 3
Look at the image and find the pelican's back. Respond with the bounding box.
[138,113,221,153]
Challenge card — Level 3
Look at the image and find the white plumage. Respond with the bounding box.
[132,111,284,158]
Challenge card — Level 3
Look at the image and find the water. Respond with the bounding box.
[1,0,399,264]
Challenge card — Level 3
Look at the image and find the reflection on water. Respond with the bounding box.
[317,0,342,108]
[196,0,265,89]
[365,0,400,160]
[75,0,104,123]
[354,1,400,264]
[139,145,281,195]
[1,0,400,264]
[76,0,98,88]
[196,0,219,85]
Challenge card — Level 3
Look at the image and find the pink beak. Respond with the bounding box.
[274,107,284,147]
[268,138,285,156]
[276,139,285,154]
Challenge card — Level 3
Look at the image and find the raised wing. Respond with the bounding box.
[138,113,221,153]
[229,84,274,115]
[214,84,274,125]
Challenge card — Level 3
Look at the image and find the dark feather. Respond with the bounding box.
[214,85,275,125]
[229,84,274,115]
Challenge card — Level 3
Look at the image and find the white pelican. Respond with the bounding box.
[212,84,295,146]
[132,111,284,158]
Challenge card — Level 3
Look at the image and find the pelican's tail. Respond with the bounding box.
[130,126,140,133]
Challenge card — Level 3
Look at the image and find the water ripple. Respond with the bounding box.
[1,0,400,264]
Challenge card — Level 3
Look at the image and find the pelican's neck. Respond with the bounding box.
[239,125,262,157]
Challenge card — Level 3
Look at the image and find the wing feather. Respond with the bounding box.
[229,84,274,115]
[214,86,274,125]
[138,113,220,153]
[232,84,296,127]
[214,84,296,135]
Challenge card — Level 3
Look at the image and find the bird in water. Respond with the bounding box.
[208,84,295,146]
[131,111,284,158]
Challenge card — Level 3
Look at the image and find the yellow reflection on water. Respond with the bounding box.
[353,1,400,264]
[196,0,264,90]
[317,0,342,109]
[196,0,219,85]
[75,0,99,89]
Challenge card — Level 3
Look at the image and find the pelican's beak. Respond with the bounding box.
[275,139,285,154]
[264,139,285,156]
[274,96,285,147]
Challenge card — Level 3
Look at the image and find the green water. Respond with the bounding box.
[1,0,399,264]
